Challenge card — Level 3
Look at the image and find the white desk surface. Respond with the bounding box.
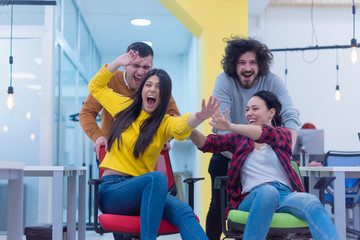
[24,166,86,177]
[300,166,360,171]
[0,161,25,170]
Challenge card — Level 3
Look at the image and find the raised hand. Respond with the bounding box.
[195,96,221,121]
[117,50,144,66]
[107,50,144,72]
[209,108,231,131]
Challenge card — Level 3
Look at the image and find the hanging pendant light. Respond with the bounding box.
[335,49,341,101]
[6,1,15,110]
[335,85,341,101]
[350,0,358,64]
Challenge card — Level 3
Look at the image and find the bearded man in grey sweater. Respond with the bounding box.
[206,36,301,240]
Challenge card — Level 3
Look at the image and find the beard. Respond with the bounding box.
[238,74,259,89]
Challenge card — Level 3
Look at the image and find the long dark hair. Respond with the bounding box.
[107,68,172,158]
[221,36,273,80]
[253,91,283,127]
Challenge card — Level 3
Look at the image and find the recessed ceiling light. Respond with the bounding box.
[131,18,151,26]
[142,41,153,47]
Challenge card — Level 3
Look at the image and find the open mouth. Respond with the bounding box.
[134,76,142,83]
[248,119,256,124]
[146,96,156,106]
[242,72,253,80]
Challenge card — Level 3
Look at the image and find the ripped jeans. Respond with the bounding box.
[237,181,339,240]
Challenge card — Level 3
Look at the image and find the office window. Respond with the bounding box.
[0,38,42,227]
[59,53,76,166]
[79,17,90,67]
[92,45,101,75]
[63,0,77,52]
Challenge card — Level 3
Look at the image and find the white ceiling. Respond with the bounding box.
[76,0,193,61]
[75,0,271,62]
[6,0,354,62]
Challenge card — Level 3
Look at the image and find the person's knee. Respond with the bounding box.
[302,193,323,210]
[149,171,168,189]
[287,192,323,211]
[152,170,167,180]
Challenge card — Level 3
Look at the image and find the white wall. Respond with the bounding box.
[249,6,360,152]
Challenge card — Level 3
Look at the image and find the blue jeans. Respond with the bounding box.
[237,182,339,240]
[98,172,208,240]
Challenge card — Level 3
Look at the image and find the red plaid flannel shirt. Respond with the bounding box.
[199,125,305,215]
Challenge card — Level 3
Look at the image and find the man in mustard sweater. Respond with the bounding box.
[79,42,180,159]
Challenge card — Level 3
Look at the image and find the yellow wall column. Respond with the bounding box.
[159,0,248,227]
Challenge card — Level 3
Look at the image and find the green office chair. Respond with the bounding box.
[214,160,332,239]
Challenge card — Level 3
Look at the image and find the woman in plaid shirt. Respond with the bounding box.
[191,91,339,240]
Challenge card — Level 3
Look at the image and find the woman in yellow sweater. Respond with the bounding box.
[89,50,218,240]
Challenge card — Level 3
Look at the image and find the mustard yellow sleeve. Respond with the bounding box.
[166,113,194,141]
[88,65,132,117]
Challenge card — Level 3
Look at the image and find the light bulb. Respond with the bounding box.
[350,38,358,64]
[6,94,14,110]
[350,47,358,64]
[6,86,14,110]
[335,85,341,101]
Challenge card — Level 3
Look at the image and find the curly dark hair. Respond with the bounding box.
[221,36,273,80]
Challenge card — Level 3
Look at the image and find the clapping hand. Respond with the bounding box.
[209,108,231,131]
[195,96,221,121]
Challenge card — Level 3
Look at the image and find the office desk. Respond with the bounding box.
[0,162,24,240]
[24,166,86,240]
[300,166,360,240]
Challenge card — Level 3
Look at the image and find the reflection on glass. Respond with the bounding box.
[63,0,77,52]
[59,53,76,166]
[79,17,90,67]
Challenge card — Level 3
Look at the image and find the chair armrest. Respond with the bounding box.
[313,176,335,190]
[214,176,229,189]
[183,177,205,210]
[88,178,103,185]
[183,177,205,184]
[313,176,336,204]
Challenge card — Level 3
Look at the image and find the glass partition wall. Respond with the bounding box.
[0,0,100,229]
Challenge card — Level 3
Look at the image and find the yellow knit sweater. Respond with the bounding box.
[89,65,193,176]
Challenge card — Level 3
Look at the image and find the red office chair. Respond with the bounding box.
[88,146,203,239]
